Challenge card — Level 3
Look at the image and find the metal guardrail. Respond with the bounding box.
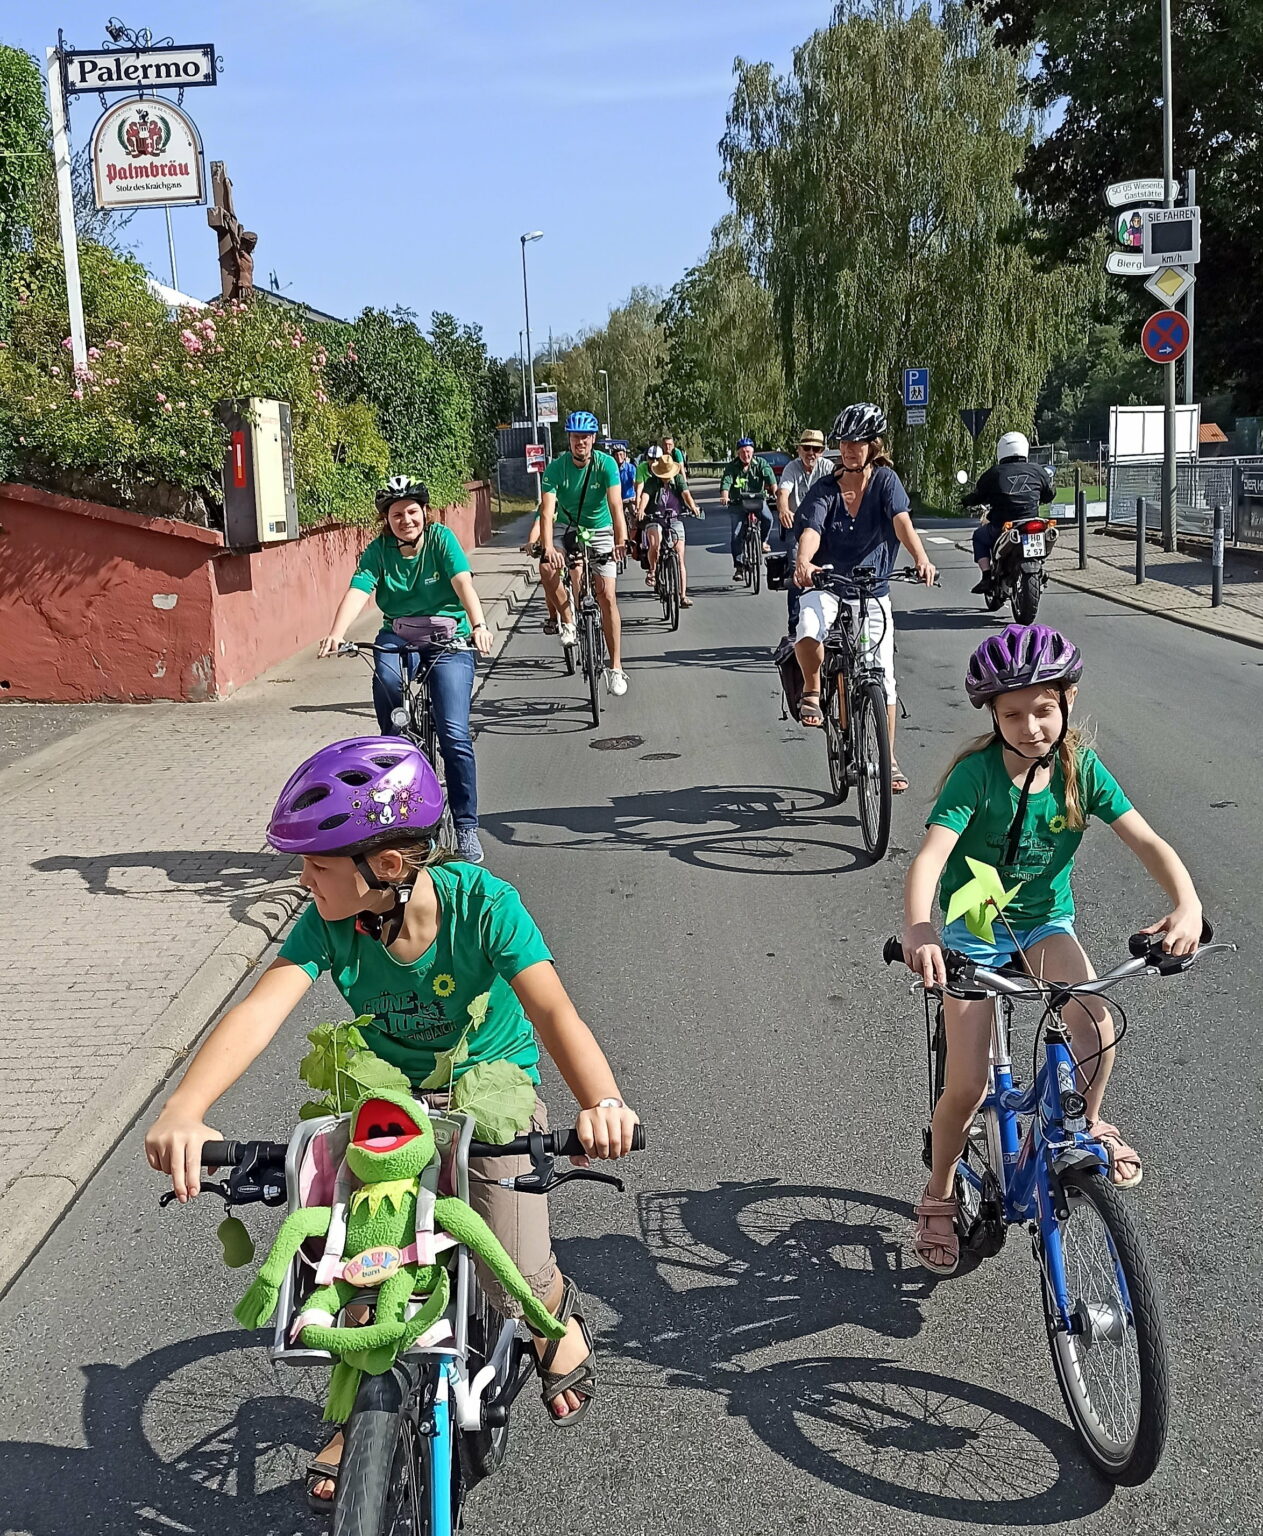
[1107,457,1263,546]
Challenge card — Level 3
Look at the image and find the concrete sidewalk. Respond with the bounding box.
[0,514,539,1295]
[953,520,1263,648]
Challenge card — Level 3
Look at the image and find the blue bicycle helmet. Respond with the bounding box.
[565,410,600,434]
[736,437,755,449]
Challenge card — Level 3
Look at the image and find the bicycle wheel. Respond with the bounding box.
[662,549,681,630]
[751,530,763,594]
[745,526,761,590]
[334,1358,448,1536]
[1039,1168,1169,1484]
[853,680,892,860]
[563,641,577,676]
[583,613,601,725]
[823,681,848,802]
[460,1288,524,1488]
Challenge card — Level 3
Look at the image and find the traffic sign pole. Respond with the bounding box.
[1184,168,1196,406]
[1161,0,1176,550]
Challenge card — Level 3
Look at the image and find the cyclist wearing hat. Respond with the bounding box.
[776,429,832,630]
[720,438,778,581]
[636,452,702,605]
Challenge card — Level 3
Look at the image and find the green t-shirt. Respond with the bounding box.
[349,525,472,635]
[541,449,619,530]
[635,447,686,484]
[279,863,551,1085]
[721,456,778,504]
[928,741,1132,925]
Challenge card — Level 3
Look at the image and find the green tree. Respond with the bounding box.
[0,45,50,331]
[543,287,667,451]
[652,220,789,456]
[972,0,1263,412]
[720,0,1095,496]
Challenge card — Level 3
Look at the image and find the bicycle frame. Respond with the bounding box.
[822,580,890,720]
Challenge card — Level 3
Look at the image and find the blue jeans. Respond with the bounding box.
[778,521,802,630]
[371,629,479,830]
[940,915,1077,966]
[972,521,1002,562]
[730,504,773,565]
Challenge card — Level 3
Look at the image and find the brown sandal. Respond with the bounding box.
[912,1188,960,1275]
[528,1276,597,1426]
[800,690,823,729]
[1088,1121,1144,1188]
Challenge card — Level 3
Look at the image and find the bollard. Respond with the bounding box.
[1076,489,1087,569]
[1212,504,1224,607]
[1136,497,1146,584]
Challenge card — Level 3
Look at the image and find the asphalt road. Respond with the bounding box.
[0,488,1258,1535]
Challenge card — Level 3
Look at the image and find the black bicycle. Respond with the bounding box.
[737,505,764,593]
[646,510,704,631]
[169,1117,644,1535]
[337,639,464,845]
[812,566,934,861]
[562,529,609,726]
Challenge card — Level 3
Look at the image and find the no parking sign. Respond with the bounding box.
[1141,309,1190,363]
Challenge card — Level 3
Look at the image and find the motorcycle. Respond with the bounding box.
[956,469,1056,625]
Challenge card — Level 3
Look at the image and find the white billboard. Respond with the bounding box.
[1109,404,1200,461]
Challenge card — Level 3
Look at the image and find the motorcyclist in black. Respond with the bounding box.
[963,431,1055,594]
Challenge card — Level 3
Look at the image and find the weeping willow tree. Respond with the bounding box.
[721,0,1096,497]
[545,286,667,450]
[652,218,791,457]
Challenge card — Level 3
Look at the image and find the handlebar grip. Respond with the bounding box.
[201,1140,239,1167]
[551,1123,646,1158]
[1127,917,1213,958]
[882,936,905,966]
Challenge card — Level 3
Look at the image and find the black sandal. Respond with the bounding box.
[304,1455,341,1512]
[528,1276,597,1426]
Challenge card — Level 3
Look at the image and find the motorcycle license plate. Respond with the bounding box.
[1021,533,1046,556]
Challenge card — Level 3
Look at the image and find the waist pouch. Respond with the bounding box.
[392,616,459,647]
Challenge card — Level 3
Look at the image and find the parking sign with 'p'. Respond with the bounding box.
[903,367,930,408]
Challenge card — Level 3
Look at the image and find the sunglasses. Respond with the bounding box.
[800,445,823,453]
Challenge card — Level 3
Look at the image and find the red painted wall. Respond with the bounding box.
[0,479,493,703]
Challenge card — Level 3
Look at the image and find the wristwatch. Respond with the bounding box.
[594,1097,624,1110]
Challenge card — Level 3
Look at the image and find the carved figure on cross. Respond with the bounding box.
[207,160,258,300]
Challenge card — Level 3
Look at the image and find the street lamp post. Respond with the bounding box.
[1159,0,1176,551]
[520,231,543,495]
[518,329,528,421]
[597,368,612,438]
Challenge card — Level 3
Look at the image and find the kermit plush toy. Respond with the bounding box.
[235,1086,565,1421]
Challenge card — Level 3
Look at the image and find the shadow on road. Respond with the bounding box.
[559,1179,1110,1526]
[481,784,873,875]
[472,694,594,738]
[0,1330,325,1535]
[31,851,301,935]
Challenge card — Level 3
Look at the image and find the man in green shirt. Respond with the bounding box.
[720,438,778,580]
[540,409,630,697]
[634,433,687,486]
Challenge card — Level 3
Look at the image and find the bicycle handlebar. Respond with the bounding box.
[812,565,940,590]
[882,920,1227,998]
[199,1124,646,1169]
[336,640,465,658]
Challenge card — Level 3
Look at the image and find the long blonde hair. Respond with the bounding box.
[939,709,1092,832]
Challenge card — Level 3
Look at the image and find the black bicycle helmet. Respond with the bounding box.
[375,475,430,515]
[831,402,888,443]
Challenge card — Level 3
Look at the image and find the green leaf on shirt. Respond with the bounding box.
[451,1060,536,1143]
[417,1035,470,1091]
[466,992,491,1030]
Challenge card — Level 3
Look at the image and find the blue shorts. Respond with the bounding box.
[940,916,1078,966]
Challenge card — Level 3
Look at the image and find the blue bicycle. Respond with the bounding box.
[883,921,1229,1484]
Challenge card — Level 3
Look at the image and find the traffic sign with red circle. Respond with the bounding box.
[1141,309,1190,363]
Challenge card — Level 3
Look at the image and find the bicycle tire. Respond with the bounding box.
[751,534,763,594]
[1040,1168,1169,1484]
[583,613,601,725]
[823,681,848,802]
[745,526,761,591]
[460,1289,521,1487]
[854,680,892,860]
[663,550,681,630]
[334,1360,438,1536]
[563,642,577,676]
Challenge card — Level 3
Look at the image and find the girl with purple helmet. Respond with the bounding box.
[146,738,637,1504]
[900,623,1203,1276]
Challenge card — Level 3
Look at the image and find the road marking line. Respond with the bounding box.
[926,536,953,545]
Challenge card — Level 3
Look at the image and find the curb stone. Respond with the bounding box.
[0,529,544,1300]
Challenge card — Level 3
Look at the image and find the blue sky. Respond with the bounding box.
[4,0,840,358]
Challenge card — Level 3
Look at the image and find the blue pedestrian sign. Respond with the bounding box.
[903,367,930,407]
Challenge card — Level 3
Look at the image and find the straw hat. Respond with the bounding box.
[649,455,677,480]
[798,428,826,448]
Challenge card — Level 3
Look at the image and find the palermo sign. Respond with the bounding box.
[90,99,206,209]
[63,44,217,95]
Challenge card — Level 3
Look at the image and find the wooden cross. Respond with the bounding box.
[207,160,258,301]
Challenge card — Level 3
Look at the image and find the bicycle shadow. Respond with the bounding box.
[557,1180,1109,1526]
[472,694,594,739]
[0,1332,326,1535]
[480,784,874,876]
[31,850,302,936]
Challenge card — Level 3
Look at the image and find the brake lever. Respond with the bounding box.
[159,1179,233,1208]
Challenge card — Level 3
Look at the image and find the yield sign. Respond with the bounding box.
[1141,309,1190,364]
[960,407,993,441]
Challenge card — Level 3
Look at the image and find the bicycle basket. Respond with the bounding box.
[765,551,789,590]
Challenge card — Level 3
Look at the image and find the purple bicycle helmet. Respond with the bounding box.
[267,737,446,855]
[966,623,1083,708]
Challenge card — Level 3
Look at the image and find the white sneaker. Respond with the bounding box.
[559,622,577,647]
[605,668,629,697]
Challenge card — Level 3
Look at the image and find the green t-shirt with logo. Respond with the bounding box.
[928,741,1132,925]
[349,525,472,635]
[721,456,778,505]
[279,863,551,1085]
[542,449,620,530]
